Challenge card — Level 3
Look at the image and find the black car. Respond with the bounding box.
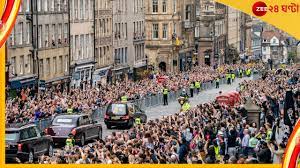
[5,124,54,163]
[46,113,102,146]
[104,102,147,129]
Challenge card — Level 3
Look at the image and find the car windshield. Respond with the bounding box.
[109,104,127,115]
[52,117,76,126]
[5,131,19,141]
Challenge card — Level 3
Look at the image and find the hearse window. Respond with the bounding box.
[20,129,29,140]
[28,127,38,139]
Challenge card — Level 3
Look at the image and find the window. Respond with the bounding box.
[39,59,43,77]
[173,23,176,34]
[20,55,24,75]
[80,35,84,59]
[26,0,30,12]
[152,0,158,13]
[52,57,56,74]
[19,22,23,45]
[75,35,78,60]
[38,25,42,48]
[125,23,127,39]
[59,56,63,73]
[74,0,78,19]
[80,0,83,19]
[152,24,159,39]
[186,5,191,20]
[50,0,54,12]
[64,23,68,43]
[162,0,167,13]
[51,24,55,46]
[163,23,168,39]
[26,54,31,73]
[37,0,41,11]
[125,47,128,63]
[9,29,15,46]
[11,57,16,75]
[45,24,49,47]
[85,0,89,20]
[65,55,68,72]
[46,58,50,75]
[57,0,61,12]
[263,47,266,52]
[25,22,30,44]
[173,0,176,13]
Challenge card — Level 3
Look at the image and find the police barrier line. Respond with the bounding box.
[35,70,260,131]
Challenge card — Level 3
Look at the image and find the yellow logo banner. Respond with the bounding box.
[216,0,300,40]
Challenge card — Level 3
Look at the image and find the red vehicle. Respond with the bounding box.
[216,91,240,106]
[157,75,168,84]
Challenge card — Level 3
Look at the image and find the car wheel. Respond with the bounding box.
[80,134,85,146]
[28,150,34,163]
[107,124,112,129]
[48,144,54,157]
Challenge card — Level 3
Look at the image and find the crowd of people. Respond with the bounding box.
[5,63,259,125]
[29,64,299,164]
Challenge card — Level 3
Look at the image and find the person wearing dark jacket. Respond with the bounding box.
[178,138,188,163]
[257,141,272,163]
[227,128,238,157]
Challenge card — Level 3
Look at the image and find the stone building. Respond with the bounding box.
[145,0,195,73]
[7,0,37,90]
[7,0,70,91]
[69,0,95,89]
[112,0,145,81]
[93,0,114,85]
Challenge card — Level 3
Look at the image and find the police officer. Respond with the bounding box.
[67,103,73,114]
[231,72,236,82]
[226,72,231,85]
[121,93,128,103]
[195,81,201,94]
[190,82,195,98]
[216,77,220,89]
[239,69,243,78]
[163,86,169,106]
[66,133,75,148]
[135,117,141,126]
[181,100,191,112]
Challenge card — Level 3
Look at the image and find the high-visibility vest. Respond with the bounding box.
[216,78,220,83]
[163,88,168,95]
[66,138,75,147]
[195,82,201,89]
[121,96,128,103]
[214,146,221,160]
[182,103,191,112]
[67,108,73,114]
[190,83,195,89]
[231,73,235,79]
[135,117,141,125]
[226,74,231,79]
[266,129,272,142]
[249,137,258,148]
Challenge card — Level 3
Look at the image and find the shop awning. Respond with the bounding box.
[93,66,111,77]
[9,74,38,89]
[46,76,71,84]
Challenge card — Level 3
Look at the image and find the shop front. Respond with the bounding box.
[133,64,148,81]
[45,76,71,93]
[8,74,38,98]
[112,66,130,82]
[71,64,94,89]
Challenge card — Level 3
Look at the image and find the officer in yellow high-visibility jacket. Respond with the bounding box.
[66,134,75,148]
[226,73,231,85]
[190,82,195,98]
[231,73,236,82]
[135,117,141,126]
[121,95,128,103]
[195,81,201,94]
[181,101,191,112]
[216,77,220,88]
[163,86,169,106]
[67,103,73,114]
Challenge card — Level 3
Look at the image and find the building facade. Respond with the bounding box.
[69,0,95,89]
[93,0,113,85]
[112,0,145,81]
[145,0,195,73]
[226,7,242,63]
[251,24,263,60]
[214,2,227,65]
[261,30,288,65]
[7,0,36,90]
